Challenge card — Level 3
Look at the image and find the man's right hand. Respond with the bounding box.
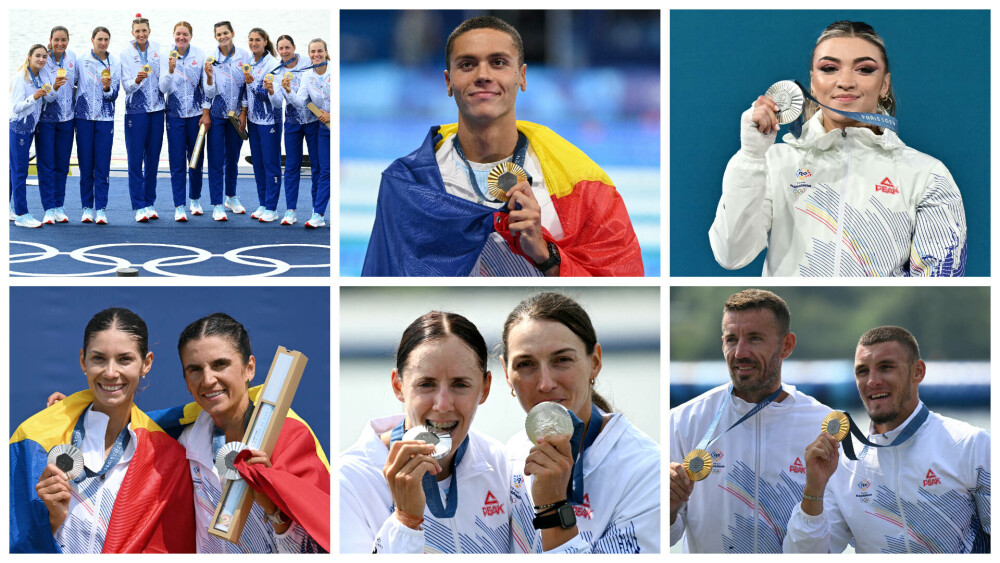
[669,461,694,525]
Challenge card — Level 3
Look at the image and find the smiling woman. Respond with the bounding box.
[339,311,511,553]
[708,20,967,277]
[10,308,195,553]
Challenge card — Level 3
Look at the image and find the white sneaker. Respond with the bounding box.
[135,209,148,222]
[189,199,204,215]
[54,207,69,223]
[280,209,297,225]
[174,206,188,222]
[95,209,108,225]
[258,209,279,223]
[304,212,326,228]
[15,213,42,228]
[250,205,265,219]
[226,196,246,214]
[81,208,95,223]
[212,204,228,221]
[42,209,56,225]
[9,203,15,221]
[146,206,159,220]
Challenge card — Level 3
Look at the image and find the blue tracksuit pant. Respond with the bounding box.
[9,127,34,216]
[248,119,282,211]
[124,110,165,210]
[75,119,114,210]
[283,119,320,210]
[314,124,330,216]
[166,114,205,207]
[207,115,244,205]
[35,119,75,210]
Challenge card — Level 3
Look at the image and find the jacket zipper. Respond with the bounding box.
[753,414,760,552]
[832,129,850,276]
[893,447,911,552]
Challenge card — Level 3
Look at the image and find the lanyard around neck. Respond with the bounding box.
[453,130,529,204]
[91,50,110,70]
[71,405,132,483]
[840,403,929,460]
[566,403,602,504]
[134,42,149,66]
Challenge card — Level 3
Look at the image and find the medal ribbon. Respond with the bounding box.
[27,67,42,89]
[172,45,189,61]
[840,403,928,461]
[453,131,531,203]
[49,50,64,69]
[71,405,132,483]
[211,399,256,460]
[790,79,898,138]
[269,54,300,74]
[134,41,149,66]
[695,385,784,452]
[215,45,236,66]
[389,419,470,519]
[565,403,602,505]
[293,61,328,73]
[91,50,110,71]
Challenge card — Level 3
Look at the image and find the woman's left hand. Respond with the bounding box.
[319,111,330,124]
[243,71,253,85]
[135,70,148,85]
[524,434,574,506]
[264,80,274,95]
[243,449,291,533]
[53,76,67,91]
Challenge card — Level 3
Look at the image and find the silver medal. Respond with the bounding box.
[47,444,84,481]
[215,441,249,481]
[765,80,805,124]
[525,401,574,444]
[402,426,452,460]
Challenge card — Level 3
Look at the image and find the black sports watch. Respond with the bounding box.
[533,241,561,273]
[532,501,576,530]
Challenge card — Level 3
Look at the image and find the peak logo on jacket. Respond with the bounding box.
[875,177,899,195]
[574,493,594,520]
[789,457,806,474]
[923,469,941,487]
[482,490,505,516]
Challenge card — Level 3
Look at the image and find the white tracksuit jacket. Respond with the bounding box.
[670,383,830,552]
[709,111,967,277]
[784,401,990,553]
[508,411,661,553]
[339,415,511,553]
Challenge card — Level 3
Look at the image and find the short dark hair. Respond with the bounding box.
[84,308,149,358]
[397,311,487,378]
[445,15,524,70]
[178,313,253,369]
[723,289,791,335]
[858,326,920,363]
[501,293,613,412]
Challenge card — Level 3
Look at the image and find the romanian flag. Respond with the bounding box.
[148,385,331,552]
[362,121,643,276]
[10,390,195,553]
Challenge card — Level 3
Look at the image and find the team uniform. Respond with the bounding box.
[148,386,330,553]
[669,383,830,553]
[37,49,78,223]
[10,390,195,553]
[709,109,967,277]
[74,50,120,222]
[339,415,511,553]
[784,402,990,553]
[284,63,329,227]
[245,51,284,220]
[508,410,661,553]
[9,65,56,225]
[275,54,320,225]
[160,44,212,217]
[206,45,250,214]
[362,121,643,276]
[120,40,166,218]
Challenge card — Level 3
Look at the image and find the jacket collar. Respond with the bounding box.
[784,111,906,152]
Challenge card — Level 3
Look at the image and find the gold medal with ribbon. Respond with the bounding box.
[682,449,713,481]
[142,64,151,73]
[487,162,527,202]
[42,83,52,92]
[822,411,850,441]
[206,56,215,64]
[56,68,67,78]
[170,50,179,59]
[283,72,293,81]
[241,63,251,73]
[101,68,111,78]
[264,73,274,83]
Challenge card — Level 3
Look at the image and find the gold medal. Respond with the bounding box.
[101,69,111,78]
[487,162,527,202]
[170,50,179,58]
[56,68,67,78]
[283,72,293,81]
[42,83,52,92]
[683,449,713,481]
[264,73,274,83]
[205,56,215,64]
[822,411,849,441]
[142,64,151,73]
[241,63,251,73]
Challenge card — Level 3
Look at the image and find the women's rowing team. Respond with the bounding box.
[10,17,330,229]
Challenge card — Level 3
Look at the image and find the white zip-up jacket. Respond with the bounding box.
[508,411,660,553]
[670,382,830,552]
[339,415,511,553]
[160,44,213,119]
[709,110,967,277]
[284,66,329,122]
[784,401,990,553]
[119,40,166,114]
[74,50,119,122]
[245,52,282,126]
[9,68,56,134]
[39,50,77,123]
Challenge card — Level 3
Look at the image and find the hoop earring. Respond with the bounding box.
[510,387,516,398]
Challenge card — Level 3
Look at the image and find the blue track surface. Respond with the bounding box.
[11,174,330,277]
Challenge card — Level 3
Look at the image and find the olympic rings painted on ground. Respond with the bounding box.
[10,241,330,277]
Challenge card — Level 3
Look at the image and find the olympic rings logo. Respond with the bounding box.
[10,242,329,277]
